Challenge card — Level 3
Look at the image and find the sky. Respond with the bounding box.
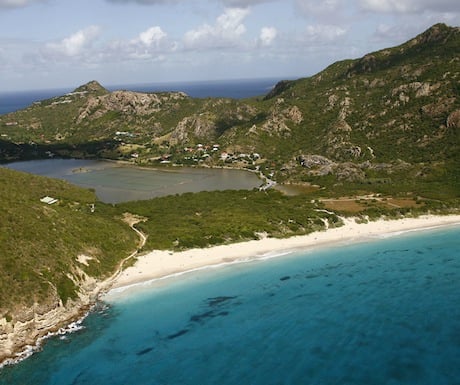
[0,0,459,92]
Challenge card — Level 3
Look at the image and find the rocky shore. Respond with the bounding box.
[0,276,109,367]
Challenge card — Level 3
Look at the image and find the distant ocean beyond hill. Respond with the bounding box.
[0,78,281,115]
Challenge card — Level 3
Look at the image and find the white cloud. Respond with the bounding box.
[183,8,250,49]
[373,23,416,42]
[138,26,167,47]
[104,26,171,62]
[45,26,100,57]
[0,0,43,8]
[296,0,341,15]
[4,0,460,91]
[305,24,347,42]
[259,27,277,46]
[106,0,180,4]
[221,0,275,6]
[359,0,460,13]
[105,0,274,6]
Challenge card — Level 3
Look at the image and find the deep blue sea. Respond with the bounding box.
[0,78,279,115]
[1,226,459,385]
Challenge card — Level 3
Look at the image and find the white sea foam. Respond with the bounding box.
[0,313,88,370]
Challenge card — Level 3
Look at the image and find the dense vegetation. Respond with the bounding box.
[0,167,137,316]
[118,187,457,252]
[118,189,341,250]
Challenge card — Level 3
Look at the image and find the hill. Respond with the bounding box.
[1,24,459,201]
[0,167,138,362]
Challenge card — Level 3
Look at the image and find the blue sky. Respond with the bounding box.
[1,0,459,91]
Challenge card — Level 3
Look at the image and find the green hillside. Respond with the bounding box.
[0,167,137,317]
[1,24,458,202]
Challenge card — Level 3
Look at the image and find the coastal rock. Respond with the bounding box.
[0,276,106,366]
[263,80,294,100]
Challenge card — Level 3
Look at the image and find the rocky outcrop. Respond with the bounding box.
[76,90,188,123]
[296,155,412,182]
[298,155,335,176]
[257,101,303,137]
[169,115,217,144]
[407,23,459,47]
[74,80,108,95]
[421,98,456,117]
[447,110,460,129]
[263,80,295,100]
[0,275,107,366]
[391,82,441,101]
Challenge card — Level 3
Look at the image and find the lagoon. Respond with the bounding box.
[4,159,262,203]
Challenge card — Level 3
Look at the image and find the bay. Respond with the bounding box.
[1,226,459,384]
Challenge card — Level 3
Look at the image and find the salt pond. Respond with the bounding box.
[4,159,262,203]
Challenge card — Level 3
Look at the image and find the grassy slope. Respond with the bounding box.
[0,168,138,316]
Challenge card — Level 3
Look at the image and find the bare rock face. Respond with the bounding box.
[169,115,217,144]
[421,98,456,117]
[0,275,105,365]
[335,162,365,182]
[258,104,303,137]
[447,110,460,129]
[296,154,412,183]
[407,23,458,46]
[76,90,188,123]
[298,155,335,176]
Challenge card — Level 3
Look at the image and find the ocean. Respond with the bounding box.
[0,78,279,115]
[1,226,459,385]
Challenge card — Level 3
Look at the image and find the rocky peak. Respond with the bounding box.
[73,80,108,95]
[408,23,459,47]
[346,23,459,77]
[264,80,295,100]
[76,89,188,123]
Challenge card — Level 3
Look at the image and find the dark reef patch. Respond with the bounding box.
[206,296,238,307]
[167,329,190,340]
[136,347,154,356]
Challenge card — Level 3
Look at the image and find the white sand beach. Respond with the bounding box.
[108,214,460,292]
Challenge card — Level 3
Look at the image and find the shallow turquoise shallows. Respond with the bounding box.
[1,226,459,385]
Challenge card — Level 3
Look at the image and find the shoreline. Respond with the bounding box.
[2,214,459,369]
[106,214,460,295]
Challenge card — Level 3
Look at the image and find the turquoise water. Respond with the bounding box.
[1,226,459,384]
